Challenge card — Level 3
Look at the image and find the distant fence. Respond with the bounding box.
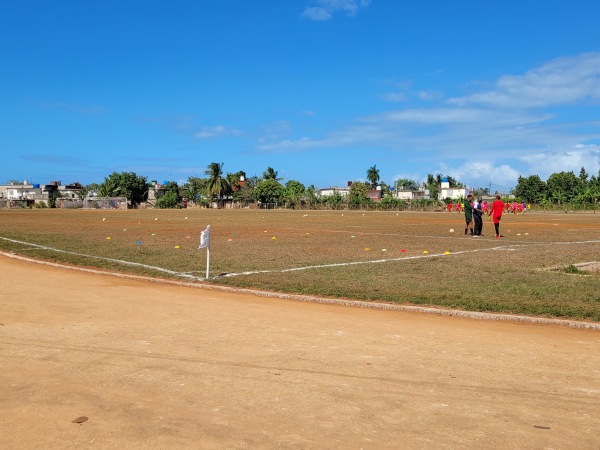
[56,199,83,209]
[83,197,128,210]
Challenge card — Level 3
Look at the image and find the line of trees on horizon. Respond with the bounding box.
[513,167,600,207]
[83,164,474,210]
[13,164,600,210]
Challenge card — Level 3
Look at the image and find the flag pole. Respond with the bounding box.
[199,225,211,280]
[205,245,210,279]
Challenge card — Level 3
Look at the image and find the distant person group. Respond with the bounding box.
[447,198,528,215]
[455,194,529,239]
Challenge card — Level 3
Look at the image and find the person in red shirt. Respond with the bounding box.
[482,200,489,213]
[489,195,504,238]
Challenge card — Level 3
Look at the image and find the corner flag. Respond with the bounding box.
[199,225,211,280]
[199,225,211,249]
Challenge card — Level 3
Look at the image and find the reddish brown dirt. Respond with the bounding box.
[1,256,599,449]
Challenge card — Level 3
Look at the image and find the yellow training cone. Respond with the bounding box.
[106,237,111,240]
[444,251,451,255]
[423,250,429,254]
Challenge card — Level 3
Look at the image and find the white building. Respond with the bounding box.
[318,186,350,197]
[0,180,84,207]
[439,178,468,200]
[393,185,430,200]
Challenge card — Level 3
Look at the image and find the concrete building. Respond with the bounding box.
[318,186,350,197]
[439,177,468,200]
[0,180,85,208]
[393,185,431,201]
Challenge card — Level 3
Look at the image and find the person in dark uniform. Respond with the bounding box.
[472,196,483,236]
[464,193,474,236]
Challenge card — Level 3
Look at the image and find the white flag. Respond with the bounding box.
[199,225,210,249]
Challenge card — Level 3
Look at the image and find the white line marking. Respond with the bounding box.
[220,239,600,278]
[0,236,199,280]
[2,236,599,281]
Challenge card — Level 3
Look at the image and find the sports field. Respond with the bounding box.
[1,208,599,321]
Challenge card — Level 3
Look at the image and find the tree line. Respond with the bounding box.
[68,163,600,210]
[513,167,600,207]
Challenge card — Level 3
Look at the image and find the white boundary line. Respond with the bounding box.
[220,247,503,277]
[2,235,599,280]
[220,239,600,278]
[0,236,200,281]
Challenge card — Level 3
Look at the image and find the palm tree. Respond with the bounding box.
[366,165,380,188]
[204,162,230,206]
[262,167,280,181]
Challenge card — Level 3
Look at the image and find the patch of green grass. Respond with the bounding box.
[560,264,588,275]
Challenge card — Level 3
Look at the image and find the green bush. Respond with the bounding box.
[156,191,180,209]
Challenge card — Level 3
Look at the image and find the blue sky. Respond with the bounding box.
[1,0,599,191]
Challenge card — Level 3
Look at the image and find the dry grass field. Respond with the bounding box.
[1,208,599,321]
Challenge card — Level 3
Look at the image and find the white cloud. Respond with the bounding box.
[302,0,371,21]
[194,125,243,140]
[372,107,493,124]
[416,90,443,101]
[256,52,600,187]
[257,137,323,153]
[302,7,332,21]
[518,145,600,179]
[440,162,520,190]
[259,120,292,143]
[381,92,408,102]
[449,52,600,109]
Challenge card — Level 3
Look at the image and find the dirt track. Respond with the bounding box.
[1,256,599,449]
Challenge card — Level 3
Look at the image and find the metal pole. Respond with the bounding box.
[205,246,210,280]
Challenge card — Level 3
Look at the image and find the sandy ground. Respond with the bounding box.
[1,256,599,449]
